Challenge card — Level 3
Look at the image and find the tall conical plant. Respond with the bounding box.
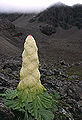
[1,35,60,120]
[17,35,46,95]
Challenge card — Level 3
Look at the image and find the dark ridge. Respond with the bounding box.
[37,4,82,29]
[0,13,22,22]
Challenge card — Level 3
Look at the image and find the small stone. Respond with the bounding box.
[12,71,19,77]
[60,60,66,65]
[4,68,12,73]
[69,75,79,79]
[54,69,60,75]
[77,101,82,107]
[46,70,54,76]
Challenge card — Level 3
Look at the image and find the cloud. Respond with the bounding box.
[0,0,82,13]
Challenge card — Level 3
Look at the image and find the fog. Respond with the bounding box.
[0,0,82,13]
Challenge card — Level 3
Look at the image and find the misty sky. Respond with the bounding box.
[0,0,82,13]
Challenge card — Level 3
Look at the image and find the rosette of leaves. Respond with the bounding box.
[1,89,60,120]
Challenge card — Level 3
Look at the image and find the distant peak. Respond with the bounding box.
[54,2,66,6]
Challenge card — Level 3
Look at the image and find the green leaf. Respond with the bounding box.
[37,113,41,120]
[5,89,17,99]
[24,111,29,120]
[51,90,61,100]
[3,97,25,111]
[52,103,58,112]
[1,89,56,120]
[39,109,54,120]
[19,108,25,112]
[25,102,35,116]
[24,92,54,120]
[39,93,52,108]
[28,115,35,120]
[0,93,6,97]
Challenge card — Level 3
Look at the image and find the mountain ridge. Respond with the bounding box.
[0,4,82,63]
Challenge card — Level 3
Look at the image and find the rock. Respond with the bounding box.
[60,60,66,65]
[46,70,54,76]
[47,79,56,86]
[3,60,21,71]
[53,68,60,75]
[0,18,15,30]
[77,101,82,107]
[12,71,19,78]
[59,22,72,30]
[4,68,12,74]
[39,24,56,36]
[59,108,67,114]
[40,67,53,75]
[39,68,47,74]
[29,16,36,23]
[0,103,15,120]
[67,98,78,108]
[69,75,79,79]
[58,85,67,97]
[60,74,68,78]
[0,73,10,86]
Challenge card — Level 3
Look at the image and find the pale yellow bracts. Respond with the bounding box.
[17,35,46,94]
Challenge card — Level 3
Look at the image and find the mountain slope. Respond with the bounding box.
[0,17,26,56]
[37,4,82,29]
[0,4,82,63]
[13,13,82,63]
[0,36,20,56]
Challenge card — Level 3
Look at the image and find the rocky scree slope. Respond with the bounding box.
[0,56,82,120]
